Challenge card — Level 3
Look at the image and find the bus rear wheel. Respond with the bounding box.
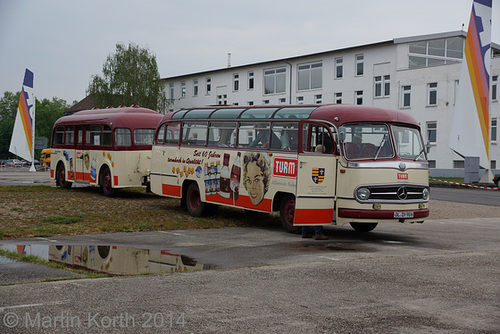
[350,222,378,232]
[186,183,206,217]
[100,167,116,197]
[56,163,72,189]
[280,194,301,234]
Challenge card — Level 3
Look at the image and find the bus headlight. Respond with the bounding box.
[357,187,371,200]
[422,188,430,201]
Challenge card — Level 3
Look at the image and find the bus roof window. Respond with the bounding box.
[182,109,216,119]
[210,108,246,119]
[171,109,190,119]
[273,106,317,119]
[240,107,278,119]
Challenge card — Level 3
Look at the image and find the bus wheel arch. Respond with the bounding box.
[99,165,116,197]
[56,161,72,189]
[279,193,301,234]
[350,222,378,232]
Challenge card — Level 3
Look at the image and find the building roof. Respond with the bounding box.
[64,94,98,115]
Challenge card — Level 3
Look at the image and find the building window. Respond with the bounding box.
[248,71,254,90]
[427,121,437,143]
[335,57,343,79]
[247,101,254,106]
[401,85,411,107]
[217,94,227,105]
[193,79,198,96]
[315,95,322,104]
[169,83,174,103]
[492,118,497,142]
[233,74,239,91]
[409,37,463,69]
[374,75,390,97]
[356,54,364,76]
[428,160,436,168]
[453,160,464,169]
[297,96,304,105]
[263,100,270,104]
[492,75,498,101]
[298,62,322,91]
[181,82,186,98]
[491,160,497,170]
[335,92,342,104]
[279,98,286,104]
[206,77,212,95]
[355,90,363,105]
[428,82,438,106]
[264,68,286,94]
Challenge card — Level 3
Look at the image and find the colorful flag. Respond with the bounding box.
[449,0,492,168]
[9,69,35,162]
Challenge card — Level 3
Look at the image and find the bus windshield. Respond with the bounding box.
[341,123,394,160]
[392,125,427,161]
[341,123,426,161]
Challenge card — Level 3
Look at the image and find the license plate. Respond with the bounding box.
[394,211,414,218]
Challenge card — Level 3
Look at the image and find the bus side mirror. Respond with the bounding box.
[426,141,431,153]
[339,127,346,143]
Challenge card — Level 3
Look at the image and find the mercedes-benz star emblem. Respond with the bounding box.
[397,186,408,200]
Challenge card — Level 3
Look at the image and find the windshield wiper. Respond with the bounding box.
[374,134,388,160]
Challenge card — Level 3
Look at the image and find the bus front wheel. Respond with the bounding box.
[186,183,206,217]
[280,194,301,234]
[350,222,378,232]
[100,167,116,197]
[56,163,72,189]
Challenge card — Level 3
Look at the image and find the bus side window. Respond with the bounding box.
[165,123,181,145]
[302,123,334,154]
[102,125,112,146]
[156,124,166,145]
[181,122,207,146]
[55,126,64,145]
[91,125,101,146]
[208,122,236,148]
[65,126,74,145]
[271,121,298,151]
[115,128,132,147]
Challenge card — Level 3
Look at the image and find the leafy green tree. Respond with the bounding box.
[87,42,168,113]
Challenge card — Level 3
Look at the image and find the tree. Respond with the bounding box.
[87,43,168,113]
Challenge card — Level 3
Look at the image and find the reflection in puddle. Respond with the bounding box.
[0,244,204,275]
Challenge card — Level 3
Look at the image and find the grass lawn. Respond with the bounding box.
[0,186,280,239]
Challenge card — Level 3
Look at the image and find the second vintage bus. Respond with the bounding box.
[150,104,430,232]
[50,105,163,196]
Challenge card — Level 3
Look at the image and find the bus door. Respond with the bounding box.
[75,125,88,182]
[294,122,337,226]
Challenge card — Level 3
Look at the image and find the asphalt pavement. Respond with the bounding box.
[1,168,499,333]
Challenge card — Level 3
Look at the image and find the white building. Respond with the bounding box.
[161,31,500,177]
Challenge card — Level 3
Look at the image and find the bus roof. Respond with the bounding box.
[161,104,420,127]
[54,106,163,129]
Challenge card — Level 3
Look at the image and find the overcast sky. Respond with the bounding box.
[1,0,499,104]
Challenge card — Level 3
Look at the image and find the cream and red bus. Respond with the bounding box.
[50,106,163,196]
[150,104,429,232]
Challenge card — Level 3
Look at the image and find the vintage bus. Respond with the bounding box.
[150,104,429,232]
[50,106,163,196]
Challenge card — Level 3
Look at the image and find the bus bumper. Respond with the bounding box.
[338,208,429,222]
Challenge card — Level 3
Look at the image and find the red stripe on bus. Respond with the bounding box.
[114,175,118,186]
[294,208,335,225]
[162,184,181,197]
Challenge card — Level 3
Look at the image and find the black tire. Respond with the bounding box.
[350,222,378,232]
[56,163,72,189]
[185,183,206,217]
[280,194,302,234]
[100,167,116,197]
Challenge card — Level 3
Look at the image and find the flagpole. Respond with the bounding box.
[29,93,36,172]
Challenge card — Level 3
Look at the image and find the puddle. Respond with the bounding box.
[0,244,206,275]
